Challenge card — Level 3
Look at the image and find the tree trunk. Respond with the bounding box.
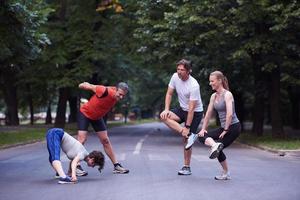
[269,67,284,137]
[288,86,300,129]
[26,84,34,125]
[68,95,77,123]
[54,87,70,128]
[45,101,52,124]
[252,94,265,136]
[234,91,245,131]
[251,54,265,136]
[1,67,19,125]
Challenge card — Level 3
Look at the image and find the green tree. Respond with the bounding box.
[133,0,300,136]
[39,0,135,127]
[0,0,52,125]
[228,0,300,136]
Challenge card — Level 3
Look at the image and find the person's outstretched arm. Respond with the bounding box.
[70,156,81,182]
[160,87,174,119]
[78,82,96,93]
[198,93,215,136]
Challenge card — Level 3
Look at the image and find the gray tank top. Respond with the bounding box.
[213,90,239,128]
[61,132,89,160]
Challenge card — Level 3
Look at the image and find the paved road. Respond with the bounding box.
[0,122,299,200]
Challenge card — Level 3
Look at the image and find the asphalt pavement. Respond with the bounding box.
[0,122,299,200]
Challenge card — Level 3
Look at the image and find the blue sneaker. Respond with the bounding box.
[58,176,74,184]
[185,133,198,150]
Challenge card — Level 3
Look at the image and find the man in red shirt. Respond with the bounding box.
[76,81,129,175]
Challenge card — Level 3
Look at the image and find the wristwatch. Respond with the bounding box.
[185,124,191,129]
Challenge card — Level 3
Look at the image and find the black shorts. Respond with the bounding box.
[77,110,106,132]
[199,122,241,148]
[171,107,203,133]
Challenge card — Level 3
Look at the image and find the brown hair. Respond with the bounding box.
[176,59,192,73]
[210,70,230,90]
[88,150,105,171]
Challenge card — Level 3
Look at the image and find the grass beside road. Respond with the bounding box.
[0,119,158,149]
[238,132,300,150]
[0,128,46,148]
[0,124,77,148]
[1,120,299,151]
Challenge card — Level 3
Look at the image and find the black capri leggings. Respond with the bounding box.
[199,122,241,162]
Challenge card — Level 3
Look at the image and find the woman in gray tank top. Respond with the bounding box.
[197,71,241,180]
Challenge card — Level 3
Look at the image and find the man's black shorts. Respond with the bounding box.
[77,110,106,132]
[171,107,203,133]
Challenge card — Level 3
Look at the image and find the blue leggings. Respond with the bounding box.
[46,128,64,163]
[199,122,241,162]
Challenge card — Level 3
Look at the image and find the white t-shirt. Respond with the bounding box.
[168,73,203,112]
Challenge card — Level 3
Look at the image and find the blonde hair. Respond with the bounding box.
[210,71,229,90]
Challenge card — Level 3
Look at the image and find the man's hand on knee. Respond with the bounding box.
[181,127,190,138]
[160,110,171,120]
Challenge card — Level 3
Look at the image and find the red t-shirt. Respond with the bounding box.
[80,85,117,120]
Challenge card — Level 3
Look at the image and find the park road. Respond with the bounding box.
[0,122,299,200]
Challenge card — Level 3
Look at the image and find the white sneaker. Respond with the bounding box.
[54,173,60,179]
[215,171,231,180]
[178,166,192,175]
[209,142,224,159]
[185,133,198,150]
[113,163,129,174]
[76,165,88,176]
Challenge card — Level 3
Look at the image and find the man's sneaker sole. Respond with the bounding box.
[178,172,192,175]
[178,167,192,176]
[76,172,88,176]
[113,169,129,174]
[215,176,231,180]
[58,180,76,184]
[209,143,224,159]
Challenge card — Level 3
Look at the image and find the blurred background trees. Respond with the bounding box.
[0,0,299,137]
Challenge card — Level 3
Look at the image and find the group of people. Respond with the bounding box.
[160,59,241,180]
[47,82,130,184]
[46,58,241,184]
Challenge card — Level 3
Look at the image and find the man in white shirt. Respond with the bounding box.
[160,59,203,175]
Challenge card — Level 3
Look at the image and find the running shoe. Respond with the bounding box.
[178,166,192,175]
[76,165,88,176]
[54,173,60,179]
[215,171,231,180]
[209,142,224,159]
[185,132,198,150]
[113,163,129,174]
[58,176,75,184]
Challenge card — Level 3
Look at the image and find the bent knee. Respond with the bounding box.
[77,134,87,144]
[160,117,168,123]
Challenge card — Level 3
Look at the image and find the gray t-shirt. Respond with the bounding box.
[213,91,239,128]
[61,132,89,160]
[168,73,203,112]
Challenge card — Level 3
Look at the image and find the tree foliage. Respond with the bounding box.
[0,0,299,135]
